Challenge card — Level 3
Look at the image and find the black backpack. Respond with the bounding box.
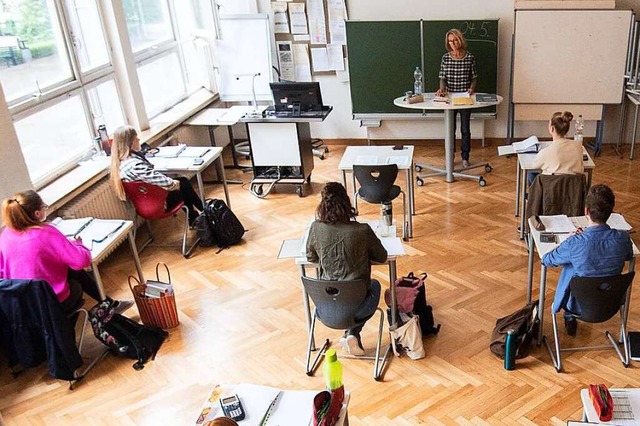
[489,301,539,360]
[195,198,245,249]
[89,299,168,370]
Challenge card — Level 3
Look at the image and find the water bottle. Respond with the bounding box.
[574,114,584,142]
[504,329,516,370]
[413,66,423,95]
[381,201,393,226]
[323,349,343,391]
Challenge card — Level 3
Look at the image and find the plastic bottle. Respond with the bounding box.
[413,66,423,95]
[323,349,343,390]
[504,329,516,370]
[574,114,584,142]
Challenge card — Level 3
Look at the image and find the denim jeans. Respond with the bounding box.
[454,109,472,161]
[348,279,381,336]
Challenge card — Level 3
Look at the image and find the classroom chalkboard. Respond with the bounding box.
[346,19,499,115]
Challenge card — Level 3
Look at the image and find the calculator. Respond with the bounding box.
[219,394,245,421]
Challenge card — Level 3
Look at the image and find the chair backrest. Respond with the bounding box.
[301,276,369,330]
[568,272,635,323]
[353,164,399,203]
[122,181,174,220]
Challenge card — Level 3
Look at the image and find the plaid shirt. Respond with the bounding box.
[438,51,477,93]
[120,152,176,189]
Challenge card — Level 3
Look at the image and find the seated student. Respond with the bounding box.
[110,125,203,224]
[542,184,633,336]
[528,111,584,185]
[306,182,388,355]
[0,190,130,314]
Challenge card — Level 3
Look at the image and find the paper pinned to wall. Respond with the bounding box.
[272,2,290,33]
[288,2,308,35]
[328,0,347,45]
[327,44,344,71]
[311,47,330,72]
[307,0,327,44]
[293,43,312,81]
[277,41,296,81]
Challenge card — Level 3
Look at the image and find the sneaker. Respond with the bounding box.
[564,317,577,336]
[112,299,134,314]
[340,334,365,356]
[462,160,470,168]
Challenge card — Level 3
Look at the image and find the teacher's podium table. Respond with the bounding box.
[393,93,502,186]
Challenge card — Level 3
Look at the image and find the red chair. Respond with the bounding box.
[122,181,198,258]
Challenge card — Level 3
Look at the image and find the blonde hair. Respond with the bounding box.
[110,125,138,201]
[445,29,467,52]
[1,190,44,231]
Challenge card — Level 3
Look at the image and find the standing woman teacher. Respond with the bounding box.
[435,29,478,168]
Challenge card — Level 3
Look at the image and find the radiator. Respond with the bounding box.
[58,177,135,221]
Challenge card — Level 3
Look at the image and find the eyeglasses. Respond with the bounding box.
[41,204,49,210]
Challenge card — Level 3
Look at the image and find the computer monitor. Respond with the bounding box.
[270,82,323,114]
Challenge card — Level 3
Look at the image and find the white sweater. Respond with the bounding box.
[530,138,584,175]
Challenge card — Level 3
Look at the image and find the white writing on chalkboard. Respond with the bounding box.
[460,21,492,39]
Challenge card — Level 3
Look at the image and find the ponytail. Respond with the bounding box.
[1,190,44,231]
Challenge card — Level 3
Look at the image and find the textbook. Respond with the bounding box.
[512,135,540,153]
[195,384,317,426]
[452,96,474,106]
[475,93,498,103]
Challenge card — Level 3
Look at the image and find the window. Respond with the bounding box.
[64,0,111,73]
[87,78,125,134]
[123,0,173,53]
[137,52,185,116]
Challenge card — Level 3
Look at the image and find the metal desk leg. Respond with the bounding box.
[352,173,358,211]
[196,172,205,204]
[631,102,639,160]
[444,110,455,183]
[215,156,232,209]
[615,94,628,158]
[537,265,547,345]
[527,231,534,304]
[621,258,636,342]
[128,229,145,285]
[388,258,398,329]
[515,160,521,217]
[519,168,528,239]
[405,168,414,238]
[587,169,593,189]
[91,262,106,301]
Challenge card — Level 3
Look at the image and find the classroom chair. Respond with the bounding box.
[0,279,109,390]
[301,276,391,381]
[122,181,198,258]
[543,272,635,373]
[353,164,408,241]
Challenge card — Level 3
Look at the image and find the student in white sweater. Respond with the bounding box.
[528,111,584,185]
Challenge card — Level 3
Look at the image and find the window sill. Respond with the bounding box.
[40,89,217,213]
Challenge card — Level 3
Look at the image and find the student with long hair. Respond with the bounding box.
[306,182,387,355]
[0,190,129,314]
[110,125,203,223]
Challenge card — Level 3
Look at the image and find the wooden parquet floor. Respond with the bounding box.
[2,141,640,425]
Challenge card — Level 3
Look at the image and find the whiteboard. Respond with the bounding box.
[215,14,273,102]
[513,10,632,104]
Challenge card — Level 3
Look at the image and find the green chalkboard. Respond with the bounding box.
[346,19,499,115]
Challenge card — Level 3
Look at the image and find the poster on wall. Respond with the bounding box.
[307,0,328,44]
[277,41,296,81]
[328,0,347,44]
[288,3,309,34]
[272,2,290,33]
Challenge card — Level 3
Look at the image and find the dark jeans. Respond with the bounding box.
[166,177,204,220]
[527,171,539,186]
[59,269,102,315]
[348,279,382,336]
[454,109,472,161]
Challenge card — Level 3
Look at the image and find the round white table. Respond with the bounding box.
[393,93,502,185]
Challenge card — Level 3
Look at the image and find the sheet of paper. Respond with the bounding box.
[265,390,314,425]
[497,145,514,156]
[155,144,186,158]
[327,44,344,71]
[608,213,633,231]
[276,41,296,81]
[539,215,576,233]
[272,2,290,33]
[293,34,311,41]
[307,0,327,44]
[80,220,126,243]
[335,57,349,81]
[354,155,379,165]
[310,47,330,72]
[381,237,405,256]
[327,0,347,45]
[386,156,409,167]
[148,157,195,170]
[293,43,312,81]
[512,135,540,153]
[51,217,94,237]
[288,2,308,35]
[180,147,211,158]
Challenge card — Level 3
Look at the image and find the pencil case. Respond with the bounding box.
[588,383,614,422]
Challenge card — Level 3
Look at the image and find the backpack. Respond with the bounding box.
[196,198,245,249]
[489,301,539,360]
[385,272,441,336]
[89,299,168,370]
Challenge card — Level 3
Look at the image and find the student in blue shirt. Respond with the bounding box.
[542,184,633,336]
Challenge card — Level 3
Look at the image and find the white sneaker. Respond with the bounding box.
[462,160,470,168]
[340,335,365,356]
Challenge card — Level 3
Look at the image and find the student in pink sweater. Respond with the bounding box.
[0,190,128,314]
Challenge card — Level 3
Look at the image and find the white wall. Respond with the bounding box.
[257,0,617,141]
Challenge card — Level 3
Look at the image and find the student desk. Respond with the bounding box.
[580,388,640,424]
[526,217,638,344]
[87,220,145,300]
[393,93,502,185]
[338,145,415,238]
[147,146,230,208]
[505,145,595,240]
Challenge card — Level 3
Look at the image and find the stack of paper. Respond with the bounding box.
[513,136,540,153]
[452,97,474,106]
[155,144,187,158]
[432,96,449,104]
[476,93,498,103]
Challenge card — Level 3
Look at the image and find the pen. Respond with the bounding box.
[73,218,95,239]
[258,391,282,426]
[199,149,210,158]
